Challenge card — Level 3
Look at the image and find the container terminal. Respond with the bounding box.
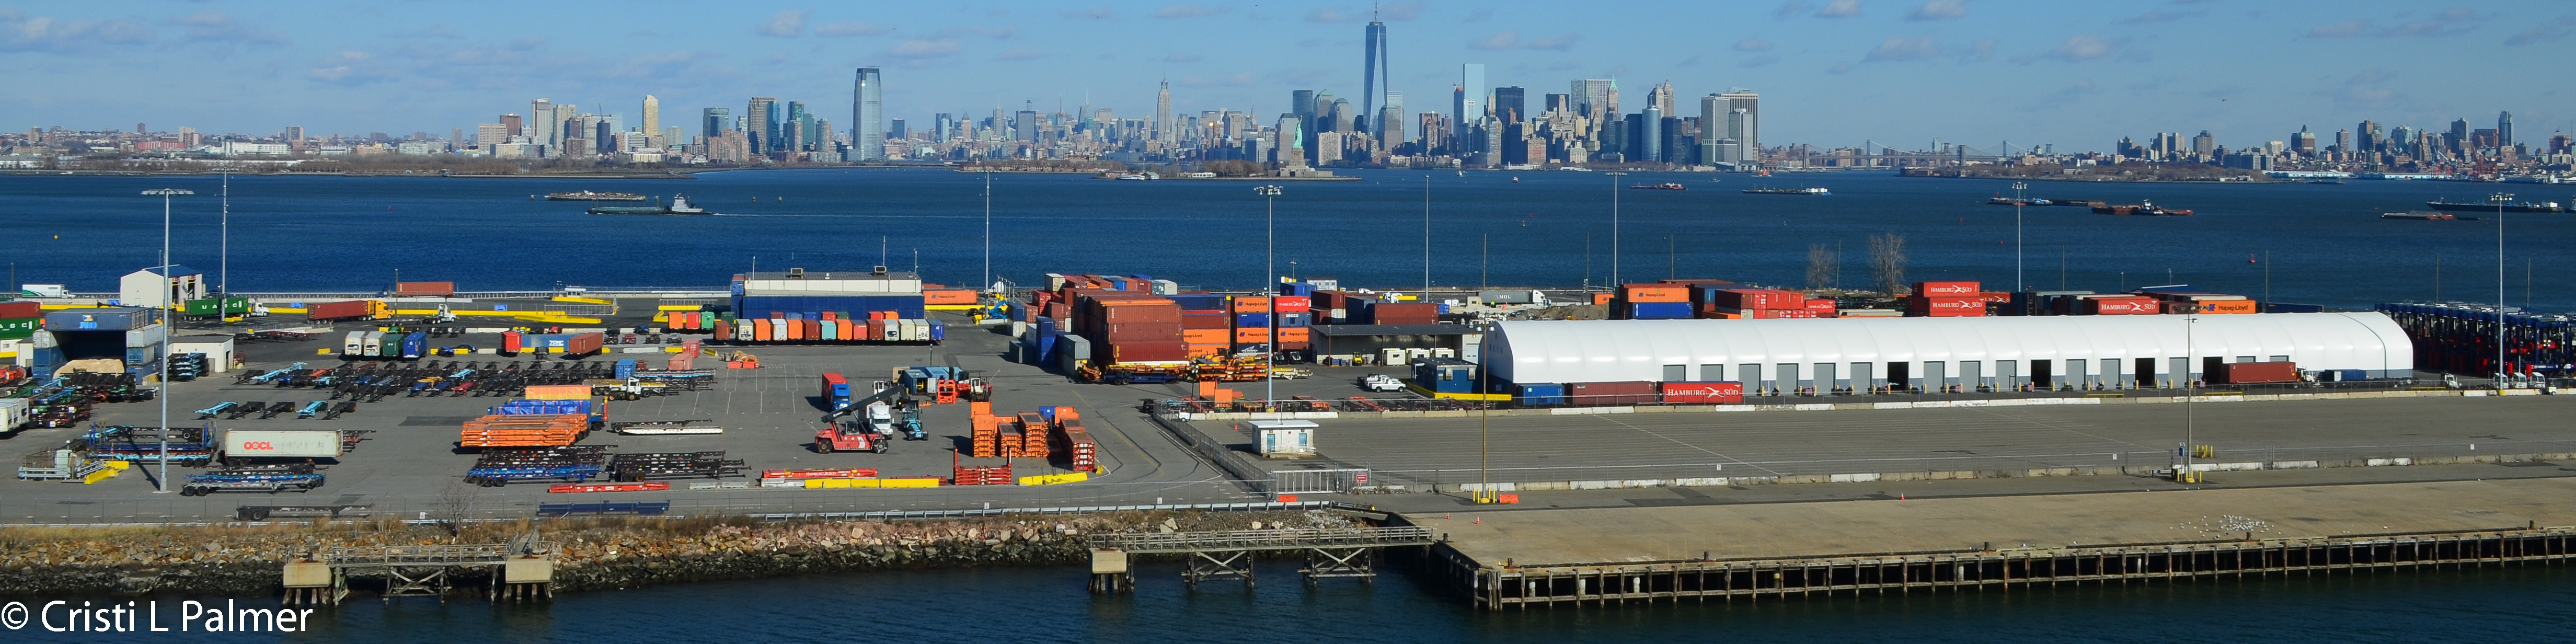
[2,262,2571,606]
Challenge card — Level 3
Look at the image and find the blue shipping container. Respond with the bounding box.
[1629,302,1694,319]
[928,319,946,341]
[1234,313,1270,328]
[1276,312,1312,327]
[614,359,638,379]
[1276,282,1315,297]
[1169,294,1225,310]
[1519,383,1567,406]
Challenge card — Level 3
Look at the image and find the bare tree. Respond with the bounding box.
[1806,244,1837,290]
[1869,233,1910,295]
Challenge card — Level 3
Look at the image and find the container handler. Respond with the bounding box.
[814,381,916,453]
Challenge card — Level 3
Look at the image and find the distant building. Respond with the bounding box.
[1493,87,1525,124]
[120,265,205,309]
[641,95,660,141]
[1455,64,1485,152]
[1361,17,1389,134]
[746,97,777,154]
[1717,90,1760,160]
[702,107,731,140]
[852,67,884,161]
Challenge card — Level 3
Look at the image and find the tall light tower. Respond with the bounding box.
[1603,171,1627,288]
[983,168,994,293]
[2012,181,2027,293]
[2492,191,2512,385]
[142,187,194,493]
[1257,185,1283,418]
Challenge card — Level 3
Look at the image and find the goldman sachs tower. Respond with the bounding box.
[1360,11,1388,134]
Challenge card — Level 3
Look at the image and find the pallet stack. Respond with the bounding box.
[969,401,999,458]
[1062,417,1098,473]
[458,413,588,448]
[1007,412,1048,458]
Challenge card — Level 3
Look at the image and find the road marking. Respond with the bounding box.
[1588,415,1787,476]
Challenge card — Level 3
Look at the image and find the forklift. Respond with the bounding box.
[813,382,927,453]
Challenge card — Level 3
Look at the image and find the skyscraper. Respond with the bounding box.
[1638,105,1662,163]
[2497,111,2514,148]
[530,98,556,153]
[1717,90,1760,159]
[1572,79,1615,118]
[1697,95,1722,165]
[1456,63,1485,151]
[703,108,730,140]
[934,113,955,142]
[852,67,884,160]
[1154,78,1174,146]
[641,95,659,141]
[1376,91,1405,153]
[1727,108,1754,165]
[1361,14,1389,134]
[1493,86,1525,124]
[746,97,777,154]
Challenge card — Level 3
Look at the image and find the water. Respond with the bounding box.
[13,561,2576,642]
[5,170,2571,311]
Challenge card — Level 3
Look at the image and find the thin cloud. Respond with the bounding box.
[1906,0,1965,21]
[882,38,960,59]
[1468,31,1579,51]
[935,25,1018,39]
[307,51,392,85]
[1962,38,1995,62]
[2380,8,2478,37]
[994,48,1045,61]
[1463,8,1494,22]
[1861,36,1937,62]
[171,10,289,44]
[2504,17,2576,45]
[755,9,806,37]
[1062,6,1113,20]
[1774,1,1813,19]
[2046,34,2118,61]
[1734,37,1774,52]
[1307,7,1361,22]
[0,9,152,53]
[1155,4,1227,18]
[1740,55,1779,68]
[1819,1,1862,18]
[814,21,890,37]
[2121,9,2202,24]
[2307,19,2367,38]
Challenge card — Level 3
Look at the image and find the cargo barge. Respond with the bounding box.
[547,191,648,201]
[2425,199,2564,213]
[1628,183,1687,190]
[2381,211,2478,221]
[1743,187,1830,195]
[2094,200,2193,216]
[587,194,707,215]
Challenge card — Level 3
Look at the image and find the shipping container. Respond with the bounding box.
[1705,289,1806,310]
[2082,297,2160,315]
[1169,294,1226,310]
[1627,302,1694,319]
[1908,296,1987,317]
[1276,312,1312,327]
[733,294,926,320]
[1618,284,1690,303]
[395,281,456,297]
[1660,381,1745,404]
[2219,361,2299,384]
[1181,311,1232,329]
[0,301,38,319]
[1101,340,1187,364]
[1277,327,1310,343]
[1060,335,1092,360]
[362,330,386,357]
[1273,295,1312,313]
[562,332,604,356]
[306,301,376,321]
[2175,300,2257,315]
[1233,327,1272,344]
[1477,290,1537,305]
[1568,381,1660,405]
[221,430,345,459]
[524,384,591,400]
[923,289,978,305]
[1181,328,1229,344]
[0,317,37,340]
[1233,313,1271,328]
[46,308,160,331]
[1517,383,1567,406]
[1231,296,1272,313]
[1913,281,1980,297]
[1368,302,1440,324]
[1803,298,1838,314]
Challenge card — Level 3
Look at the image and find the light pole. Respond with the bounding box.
[1257,185,1282,419]
[1603,171,1627,288]
[2181,301,2198,482]
[219,168,231,297]
[142,188,194,493]
[2492,192,2512,385]
[2012,181,2027,293]
[983,168,994,294]
[1421,176,1431,302]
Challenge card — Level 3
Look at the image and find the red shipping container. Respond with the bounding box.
[1660,382,1745,404]
[1914,281,1980,297]
[1181,311,1232,329]
[712,320,732,341]
[1803,298,1837,314]
[503,330,524,352]
[1091,302,1181,324]
[2082,297,2159,315]
[1273,295,1312,313]
[1908,296,1987,317]
[805,319,822,341]
[1568,381,1660,405]
[1101,341,1189,363]
[1371,302,1439,323]
[869,319,887,340]
[1096,322,1183,342]
[307,300,375,321]
[1707,289,1806,310]
[1977,291,2013,304]
[395,281,456,297]
[2220,362,2299,384]
[562,332,604,355]
[0,301,38,318]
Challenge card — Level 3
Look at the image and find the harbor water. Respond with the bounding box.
[12,560,2576,642]
[2,169,2570,311]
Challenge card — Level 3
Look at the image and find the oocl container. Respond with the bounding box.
[222,430,345,459]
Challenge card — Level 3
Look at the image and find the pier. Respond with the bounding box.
[1409,477,2576,609]
[282,533,557,605]
[1086,525,1432,591]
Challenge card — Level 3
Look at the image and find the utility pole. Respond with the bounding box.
[2012,181,2027,293]
[1422,176,1431,303]
[142,188,193,493]
[1257,185,1282,418]
[983,168,993,292]
[2493,192,2512,383]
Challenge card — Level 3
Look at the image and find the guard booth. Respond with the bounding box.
[1251,420,1317,458]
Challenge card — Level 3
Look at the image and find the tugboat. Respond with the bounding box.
[588,194,708,215]
[546,190,648,201]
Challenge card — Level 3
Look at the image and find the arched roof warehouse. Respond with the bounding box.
[1484,313,2413,385]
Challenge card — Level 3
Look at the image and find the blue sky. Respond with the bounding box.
[4,1,2570,152]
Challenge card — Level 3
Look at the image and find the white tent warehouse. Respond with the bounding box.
[1483,313,2413,394]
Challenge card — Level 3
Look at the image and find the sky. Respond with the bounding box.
[4,1,2571,152]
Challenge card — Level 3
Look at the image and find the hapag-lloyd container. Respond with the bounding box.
[1618,284,1690,303]
[1914,281,1980,297]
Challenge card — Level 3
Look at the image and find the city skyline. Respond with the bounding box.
[4,1,2571,150]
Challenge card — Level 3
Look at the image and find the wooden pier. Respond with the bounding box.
[1086,526,1433,591]
[282,533,557,605]
[1409,477,2576,609]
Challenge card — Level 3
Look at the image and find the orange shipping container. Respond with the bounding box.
[2177,300,2257,314]
[1591,293,1614,306]
[1182,328,1230,344]
[1276,327,1310,343]
[1234,327,1272,343]
[924,289,978,305]
[1618,284,1690,303]
[1184,343,1229,359]
[1231,296,1273,313]
[523,384,592,400]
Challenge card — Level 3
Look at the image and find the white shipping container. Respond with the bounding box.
[222,430,344,458]
[0,398,27,430]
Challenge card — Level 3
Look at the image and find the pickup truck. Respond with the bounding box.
[1360,374,1406,392]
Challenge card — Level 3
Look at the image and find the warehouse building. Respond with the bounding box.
[1485,313,2413,395]
[119,265,205,308]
